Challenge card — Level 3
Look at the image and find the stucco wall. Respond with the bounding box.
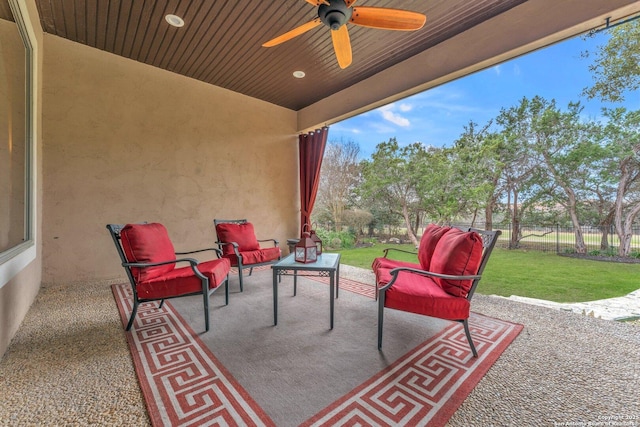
[41,35,299,284]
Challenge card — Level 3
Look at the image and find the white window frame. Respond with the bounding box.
[0,0,37,288]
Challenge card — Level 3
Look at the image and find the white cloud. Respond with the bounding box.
[330,122,362,135]
[493,65,502,75]
[399,103,412,112]
[378,104,411,127]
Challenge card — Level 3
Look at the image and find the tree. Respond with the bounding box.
[451,121,505,229]
[582,19,640,256]
[414,145,460,224]
[601,108,640,256]
[342,208,374,236]
[530,98,605,253]
[359,139,426,246]
[495,97,545,248]
[314,140,361,231]
[582,19,640,103]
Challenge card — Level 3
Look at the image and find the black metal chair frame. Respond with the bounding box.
[107,223,229,332]
[213,219,281,292]
[377,228,501,357]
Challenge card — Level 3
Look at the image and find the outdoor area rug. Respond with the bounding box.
[112,270,522,426]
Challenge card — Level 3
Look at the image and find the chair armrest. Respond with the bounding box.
[123,257,200,269]
[257,238,279,247]
[382,247,417,258]
[379,267,481,292]
[215,241,241,256]
[123,258,208,280]
[176,247,223,257]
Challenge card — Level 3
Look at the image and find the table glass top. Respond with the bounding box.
[273,253,340,270]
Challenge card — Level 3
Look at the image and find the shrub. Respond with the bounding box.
[588,248,620,257]
[316,228,356,250]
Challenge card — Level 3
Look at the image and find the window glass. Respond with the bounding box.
[0,3,30,256]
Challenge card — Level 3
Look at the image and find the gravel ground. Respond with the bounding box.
[341,264,640,426]
[1,272,638,426]
[0,280,149,426]
[448,294,640,426]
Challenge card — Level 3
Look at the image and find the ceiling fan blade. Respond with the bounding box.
[345,0,357,6]
[305,0,329,5]
[331,25,352,69]
[262,18,322,47]
[350,7,426,31]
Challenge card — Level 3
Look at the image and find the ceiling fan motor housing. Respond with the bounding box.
[318,0,353,30]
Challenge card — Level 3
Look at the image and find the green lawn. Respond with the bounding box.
[328,245,640,303]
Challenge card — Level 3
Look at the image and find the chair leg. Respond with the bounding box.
[249,267,254,276]
[224,276,229,305]
[238,268,244,292]
[462,319,478,358]
[237,260,244,292]
[158,299,165,309]
[377,291,385,350]
[203,288,210,332]
[126,300,138,331]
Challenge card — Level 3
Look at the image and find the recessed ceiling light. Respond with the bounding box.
[165,14,185,27]
[293,71,306,79]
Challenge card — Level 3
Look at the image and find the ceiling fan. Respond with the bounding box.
[262,0,427,69]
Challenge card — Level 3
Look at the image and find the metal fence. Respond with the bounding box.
[452,223,640,254]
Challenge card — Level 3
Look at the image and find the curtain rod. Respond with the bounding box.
[590,14,640,34]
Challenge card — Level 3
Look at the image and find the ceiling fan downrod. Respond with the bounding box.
[318,0,353,30]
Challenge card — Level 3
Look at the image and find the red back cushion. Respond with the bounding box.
[215,222,260,256]
[418,224,452,270]
[430,228,483,297]
[120,223,176,283]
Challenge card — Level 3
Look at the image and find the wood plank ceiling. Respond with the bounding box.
[29,0,527,111]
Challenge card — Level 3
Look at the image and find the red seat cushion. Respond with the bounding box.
[384,270,470,320]
[222,246,281,267]
[372,259,421,287]
[215,222,261,256]
[418,224,451,270]
[137,258,231,300]
[430,228,483,297]
[375,267,393,288]
[372,257,420,272]
[120,223,176,282]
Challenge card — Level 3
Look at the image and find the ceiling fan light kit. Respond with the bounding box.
[319,0,353,30]
[262,0,426,69]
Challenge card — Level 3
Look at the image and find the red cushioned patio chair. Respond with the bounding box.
[213,219,281,292]
[107,222,231,332]
[375,226,500,357]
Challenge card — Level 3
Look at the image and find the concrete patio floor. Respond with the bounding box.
[0,266,638,425]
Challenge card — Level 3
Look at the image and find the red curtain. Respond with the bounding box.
[299,127,328,236]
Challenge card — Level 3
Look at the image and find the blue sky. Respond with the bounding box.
[328,29,640,159]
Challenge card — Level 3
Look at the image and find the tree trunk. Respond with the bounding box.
[599,226,609,251]
[511,190,520,249]
[621,202,640,256]
[414,212,421,237]
[566,191,586,254]
[470,207,478,228]
[614,158,632,256]
[599,210,615,250]
[402,203,419,247]
[331,201,344,232]
[484,194,496,231]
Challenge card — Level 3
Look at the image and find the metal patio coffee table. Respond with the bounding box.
[271,253,341,329]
